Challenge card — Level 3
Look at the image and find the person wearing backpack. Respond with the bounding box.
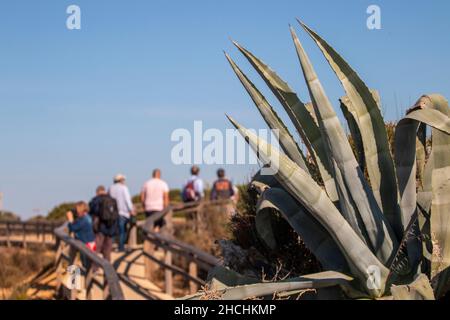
[182,166,204,202]
[89,185,118,262]
[210,168,235,201]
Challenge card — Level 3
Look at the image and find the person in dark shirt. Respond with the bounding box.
[89,185,118,262]
[210,168,235,201]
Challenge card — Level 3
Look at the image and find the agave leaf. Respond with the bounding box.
[418,152,434,215]
[394,94,450,297]
[409,95,450,217]
[225,52,309,172]
[425,95,450,297]
[232,40,338,202]
[340,96,365,170]
[304,102,318,126]
[395,96,450,274]
[391,274,435,300]
[393,114,423,276]
[416,124,427,189]
[430,166,450,295]
[257,187,350,272]
[387,213,421,284]
[207,266,260,291]
[227,115,389,297]
[250,168,282,195]
[299,21,402,239]
[184,271,353,300]
[255,208,280,251]
[290,26,397,265]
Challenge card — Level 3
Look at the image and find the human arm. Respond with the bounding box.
[163,182,169,208]
[164,192,169,208]
[68,215,89,233]
[140,186,146,208]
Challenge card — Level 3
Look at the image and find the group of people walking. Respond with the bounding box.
[66,166,237,265]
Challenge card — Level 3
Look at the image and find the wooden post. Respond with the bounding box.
[42,224,46,244]
[6,222,11,248]
[22,223,27,249]
[55,242,65,293]
[143,238,156,281]
[85,265,94,300]
[189,260,198,294]
[69,286,78,300]
[166,209,174,236]
[164,250,173,296]
[128,224,137,248]
[103,277,110,300]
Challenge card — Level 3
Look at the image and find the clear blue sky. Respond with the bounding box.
[0,0,449,218]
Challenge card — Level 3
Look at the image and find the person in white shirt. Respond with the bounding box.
[140,169,169,232]
[109,174,134,252]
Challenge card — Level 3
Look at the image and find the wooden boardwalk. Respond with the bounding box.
[0,201,225,300]
[56,247,174,300]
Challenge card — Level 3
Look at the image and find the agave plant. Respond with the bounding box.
[186,21,450,300]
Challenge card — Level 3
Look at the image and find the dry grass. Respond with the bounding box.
[0,246,54,300]
[174,203,232,256]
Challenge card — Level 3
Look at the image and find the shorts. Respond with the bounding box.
[145,211,166,229]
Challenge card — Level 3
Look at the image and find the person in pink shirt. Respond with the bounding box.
[140,169,169,232]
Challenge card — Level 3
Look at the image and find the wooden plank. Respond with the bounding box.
[85,265,94,300]
[22,223,27,249]
[6,222,11,248]
[164,250,173,296]
[128,225,137,248]
[142,252,204,286]
[189,261,199,294]
[143,239,156,281]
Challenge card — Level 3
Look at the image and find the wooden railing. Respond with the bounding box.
[139,204,221,296]
[54,223,125,300]
[0,220,60,248]
[0,200,231,300]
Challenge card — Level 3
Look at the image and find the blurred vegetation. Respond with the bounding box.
[0,211,20,222]
[27,215,48,222]
[225,122,405,280]
[46,202,76,221]
[174,202,232,256]
[0,247,54,299]
[230,184,322,278]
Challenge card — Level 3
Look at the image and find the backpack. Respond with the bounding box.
[213,179,233,200]
[182,180,197,202]
[98,195,119,227]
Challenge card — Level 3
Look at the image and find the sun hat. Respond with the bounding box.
[114,174,126,183]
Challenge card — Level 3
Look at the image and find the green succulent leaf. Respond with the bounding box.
[224,52,309,172]
[290,26,398,266]
[227,115,389,297]
[391,274,435,300]
[395,94,450,297]
[232,40,338,203]
[257,187,350,272]
[340,97,365,170]
[185,271,354,300]
[299,20,402,240]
